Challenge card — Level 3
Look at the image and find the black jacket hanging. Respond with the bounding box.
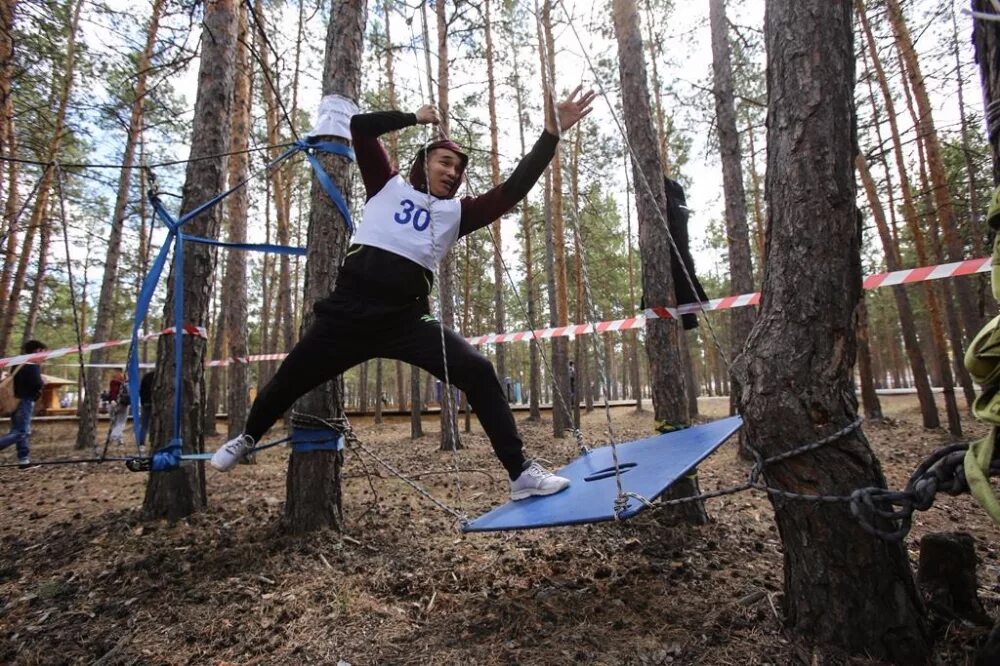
[641,178,708,330]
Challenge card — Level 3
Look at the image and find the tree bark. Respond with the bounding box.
[857,0,960,436]
[0,0,17,313]
[254,0,295,367]
[887,0,982,338]
[625,154,643,411]
[410,366,423,438]
[709,0,755,416]
[538,0,571,437]
[283,0,365,533]
[509,26,541,421]
[224,0,251,441]
[143,0,237,521]
[733,1,928,658]
[612,0,701,524]
[856,292,883,420]
[917,532,991,627]
[434,0,460,452]
[484,0,506,387]
[856,154,938,427]
[203,288,223,436]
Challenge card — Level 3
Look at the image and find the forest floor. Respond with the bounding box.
[0,394,998,665]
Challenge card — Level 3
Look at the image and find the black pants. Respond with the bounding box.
[244,289,526,479]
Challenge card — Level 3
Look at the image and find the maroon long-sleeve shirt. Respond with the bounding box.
[336,110,558,300]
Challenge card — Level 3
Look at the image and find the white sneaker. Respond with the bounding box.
[510,460,570,500]
[210,434,254,472]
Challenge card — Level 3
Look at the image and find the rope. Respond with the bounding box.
[613,416,997,542]
[243,0,300,143]
[0,456,135,469]
[0,142,295,171]
[0,166,50,251]
[530,0,624,503]
[297,413,468,526]
[417,96,466,521]
[52,164,88,444]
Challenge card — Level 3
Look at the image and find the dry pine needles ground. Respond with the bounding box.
[0,395,998,665]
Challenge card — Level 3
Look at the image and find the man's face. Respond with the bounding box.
[425,148,463,197]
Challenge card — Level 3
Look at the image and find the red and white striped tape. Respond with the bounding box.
[205,353,286,368]
[6,256,989,370]
[467,256,991,345]
[147,255,1000,365]
[0,324,208,369]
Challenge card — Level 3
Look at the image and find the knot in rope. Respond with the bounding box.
[614,491,654,520]
[849,487,915,542]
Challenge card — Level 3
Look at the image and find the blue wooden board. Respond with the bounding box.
[463,415,742,532]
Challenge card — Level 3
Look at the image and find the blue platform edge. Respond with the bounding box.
[462,415,743,533]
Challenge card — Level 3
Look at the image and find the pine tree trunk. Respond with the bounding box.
[887,0,981,338]
[612,0,701,524]
[951,3,986,260]
[857,290,883,421]
[223,1,251,440]
[509,31,541,421]
[644,3,670,175]
[143,0,237,521]
[857,0,961,436]
[410,366,423,438]
[283,0,365,534]
[254,0,294,367]
[709,0,755,416]
[203,290,224,436]
[625,159,643,411]
[571,130,587,423]
[380,0,406,418]
[856,153,937,427]
[538,1,571,436]
[484,0,506,385]
[733,1,929,658]
[745,110,766,269]
[20,200,51,344]
[0,0,15,230]
[0,133,19,334]
[374,358,383,424]
[358,361,368,414]
[433,0,460,452]
[76,0,164,450]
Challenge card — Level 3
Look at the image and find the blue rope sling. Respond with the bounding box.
[126,138,353,472]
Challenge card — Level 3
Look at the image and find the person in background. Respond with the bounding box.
[0,340,47,468]
[137,370,155,450]
[105,369,130,449]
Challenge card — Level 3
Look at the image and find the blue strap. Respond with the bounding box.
[149,438,183,472]
[180,234,307,256]
[127,199,179,447]
[291,428,344,453]
[176,143,302,227]
[124,135,356,467]
[296,138,355,233]
[172,232,185,442]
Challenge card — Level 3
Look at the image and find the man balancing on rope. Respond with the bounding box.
[211,87,596,501]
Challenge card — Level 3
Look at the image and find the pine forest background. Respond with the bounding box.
[0,0,988,420]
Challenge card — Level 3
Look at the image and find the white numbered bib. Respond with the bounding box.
[353,175,462,271]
